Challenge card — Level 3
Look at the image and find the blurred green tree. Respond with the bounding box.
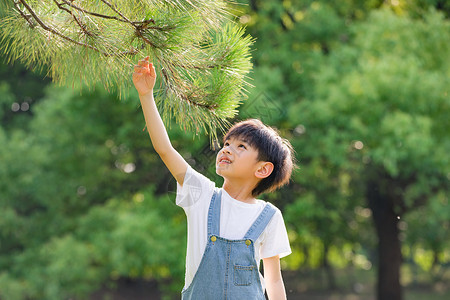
[0,60,50,130]
[0,81,197,299]
[288,8,449,300]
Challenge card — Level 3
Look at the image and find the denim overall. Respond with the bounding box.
[182,189,276,300]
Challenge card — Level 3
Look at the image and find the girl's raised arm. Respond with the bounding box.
[133,57,188,185]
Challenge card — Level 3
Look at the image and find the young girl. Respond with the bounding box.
[133,57,294,300]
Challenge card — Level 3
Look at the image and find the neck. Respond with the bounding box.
[222,179,257,204]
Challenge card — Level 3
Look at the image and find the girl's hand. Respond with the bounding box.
[132,56,156,96]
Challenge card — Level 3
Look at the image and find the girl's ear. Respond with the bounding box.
[255,162,274,179]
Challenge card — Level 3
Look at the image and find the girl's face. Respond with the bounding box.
[215,137,260,179]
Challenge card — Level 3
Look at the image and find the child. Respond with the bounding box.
[133,57,294,300]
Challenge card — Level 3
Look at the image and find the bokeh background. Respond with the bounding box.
[0,1,449,299]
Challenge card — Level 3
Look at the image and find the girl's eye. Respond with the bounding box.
[239,144,246,149]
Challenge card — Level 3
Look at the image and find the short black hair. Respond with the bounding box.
[223,119,295,197]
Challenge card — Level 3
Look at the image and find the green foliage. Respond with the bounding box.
[0,0,253,138]
[77,189,186,293]
[0,60,50,130]
[0,81,14,121]
[286,8,449,285]
[292,8,449,178]
[0,80,192,299]
[1,1,450,298]
[0,189,185,300]
[405,190,450,269]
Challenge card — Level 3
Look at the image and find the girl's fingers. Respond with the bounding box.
[137,56,152,68]
[148,63,156,77]
[134,57,155,76]
[134,65,145,72]
[138,58,150,67]
[134,64,153,73]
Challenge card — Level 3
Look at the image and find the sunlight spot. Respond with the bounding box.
[21,102,30,112]
[363,261,372,270]
[123,163,136,173]
[239,15,251,24]
[77,186,87,196]
[11,102,20,112]
[355,206,371,218]
[111,146,119,155]
[294,11,304,22]
[294,124,305,135]
[353,140,364,150]
[354,254,372,270]
[311,2,320,10]
[133,193,144,203]
[398,221,407,231]
[105,139,114,148]
[353,282,364,293]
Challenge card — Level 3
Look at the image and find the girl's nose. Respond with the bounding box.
[222,145,232,155]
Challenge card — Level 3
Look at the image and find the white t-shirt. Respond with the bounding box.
[176,166,291,290]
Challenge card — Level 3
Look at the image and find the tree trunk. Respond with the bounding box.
[323,243,337,290]
[367,179,403,300]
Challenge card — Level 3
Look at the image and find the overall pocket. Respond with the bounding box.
[234,265,255,286]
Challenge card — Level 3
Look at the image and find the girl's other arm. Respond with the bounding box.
[133,57,188,185]
[263,255,287,300]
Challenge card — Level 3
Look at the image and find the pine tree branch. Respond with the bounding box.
[15,0,185,54]
[100,0,133,24]
[161,67,219,110]
[58,0,129,23]
[18,0,105,52]
[13,1,34,28]
[17,0,138,57]
[58,0,163,49]
[134,28,158,49]
[52,0,95,37]
[2,1,253,139]
[96,0,170,48]
[57,0,162,30]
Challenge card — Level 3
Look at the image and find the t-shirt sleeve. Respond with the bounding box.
[259,208,292,259]
[176,166,215,208]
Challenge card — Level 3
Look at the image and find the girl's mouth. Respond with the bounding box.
[218,157,231,164]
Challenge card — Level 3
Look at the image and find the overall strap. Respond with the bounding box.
[207,188,222,237]
[244,203,276,241]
